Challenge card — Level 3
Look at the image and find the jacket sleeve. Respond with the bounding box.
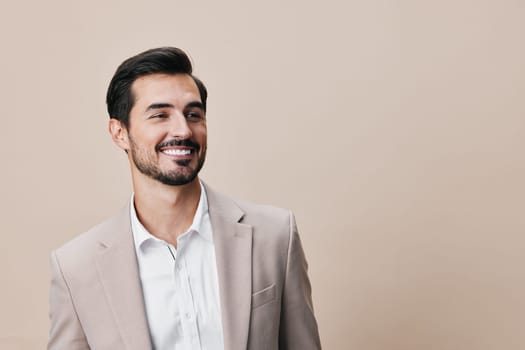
[279,212,322,349]
[48,250,90,350]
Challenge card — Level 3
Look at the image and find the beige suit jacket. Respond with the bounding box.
[48,184,321,349]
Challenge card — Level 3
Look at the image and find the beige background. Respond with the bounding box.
[1,0,524,349]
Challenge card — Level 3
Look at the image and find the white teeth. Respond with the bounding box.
[162,149,191,156]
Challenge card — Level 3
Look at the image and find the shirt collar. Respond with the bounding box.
[130,181,211,251]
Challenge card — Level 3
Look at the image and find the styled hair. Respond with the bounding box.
[106,47,207,128]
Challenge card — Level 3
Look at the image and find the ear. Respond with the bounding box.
[108,119,130,152]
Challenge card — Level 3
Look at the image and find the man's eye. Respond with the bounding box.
[151,113,167,119]
[186,112,202,120]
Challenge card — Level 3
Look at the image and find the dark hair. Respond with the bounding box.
[106,47,207,128]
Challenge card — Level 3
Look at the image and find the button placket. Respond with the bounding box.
[177,256,202,349]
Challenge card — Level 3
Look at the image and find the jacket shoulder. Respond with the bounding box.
[208,188,294,246]
[205,184,292,228]
[233,197,291,226]
[53,206,129,267]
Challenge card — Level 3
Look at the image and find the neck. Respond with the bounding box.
[132,174,202,248]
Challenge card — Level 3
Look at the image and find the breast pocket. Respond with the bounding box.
[251,284,276,309]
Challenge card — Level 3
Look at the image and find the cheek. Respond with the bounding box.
[193,125,207,143]
[131,128,167,148]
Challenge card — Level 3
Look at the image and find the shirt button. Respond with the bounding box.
[185,312,191,320]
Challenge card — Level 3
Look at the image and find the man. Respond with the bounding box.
[48,47,321,350]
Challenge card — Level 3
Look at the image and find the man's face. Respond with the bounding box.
[122,73,207,186]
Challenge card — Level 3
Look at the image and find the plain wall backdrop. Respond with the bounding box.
[1,0,524,349]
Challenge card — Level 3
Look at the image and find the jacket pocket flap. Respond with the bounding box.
[251,284,276,309]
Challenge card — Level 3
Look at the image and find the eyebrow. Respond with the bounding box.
[144,101,205,113]
[145,103,174,112]
[185,101,205,111]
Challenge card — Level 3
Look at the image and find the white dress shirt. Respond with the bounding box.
[130,184,224,350]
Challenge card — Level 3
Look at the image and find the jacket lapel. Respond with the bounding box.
[95,206,153,350]
[205,184,253,350]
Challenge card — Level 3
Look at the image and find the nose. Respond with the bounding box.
[170,113,193,140]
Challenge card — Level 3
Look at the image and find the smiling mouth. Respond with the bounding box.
[161,149,192,156]
[156,139,200,158]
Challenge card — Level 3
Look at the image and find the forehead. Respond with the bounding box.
[131,73,200,108]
